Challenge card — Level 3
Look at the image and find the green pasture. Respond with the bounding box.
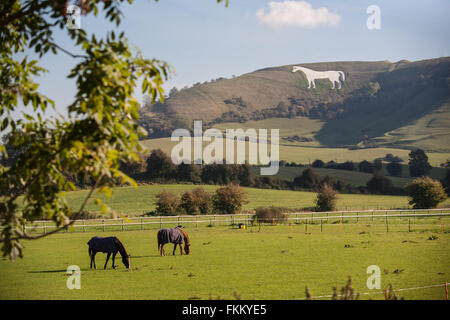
[62,184,450,217]
[1,218,449,300]
[141,137,449,167]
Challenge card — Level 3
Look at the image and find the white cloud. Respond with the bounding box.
[256,1,341,29]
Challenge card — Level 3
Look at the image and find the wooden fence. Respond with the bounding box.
[21,208,450,234]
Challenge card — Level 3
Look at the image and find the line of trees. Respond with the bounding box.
[154,184,248,216]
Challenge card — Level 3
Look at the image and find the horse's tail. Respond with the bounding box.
[157,230,161,252]
[339,71,345,81]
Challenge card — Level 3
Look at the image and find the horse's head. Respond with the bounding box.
[184,244,191,255]
[122,254,131,269]
[292,66,301,73]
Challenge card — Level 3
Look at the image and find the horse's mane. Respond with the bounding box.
[178,228,190,245]
[113,237,129,256]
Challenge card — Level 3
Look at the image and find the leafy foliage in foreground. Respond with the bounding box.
[0,0,226,259]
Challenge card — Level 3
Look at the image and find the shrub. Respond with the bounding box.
[253,206,287,224]
[180,191,199,215]
[155,190,180,216]
[405,177,447,209]
[212,184,249,214]
[192,187,213,214]
[315,184,339,212]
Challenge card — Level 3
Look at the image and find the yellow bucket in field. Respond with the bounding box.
[239,224,246,230]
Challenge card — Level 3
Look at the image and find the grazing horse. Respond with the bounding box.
[87,236,130,269]
[292,66,345,89]
[157,227,191,256]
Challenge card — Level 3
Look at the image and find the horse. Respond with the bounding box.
[87,236,130,269]
[157,227,191,256]
[292,66,345,89]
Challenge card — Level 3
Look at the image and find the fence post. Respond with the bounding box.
[214,215,216,227]
[43,220,46,234]
[160,216,162,230]
[141,218,143,231]
[356,212,359,223]
[122,218,124,231]
[83,220,86,232]
[102,219,105,232]
[320,219,323,232]
[408,219,411,232]
[386,212,389,233]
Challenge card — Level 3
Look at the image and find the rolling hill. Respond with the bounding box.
[139,57,450,152]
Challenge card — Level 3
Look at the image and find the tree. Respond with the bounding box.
[146,149,176,179]
[408,149,432,177]
[358,160,374,173]
[191,187,213,214]
[366,172,393,195]
[405,177,447,209]
[293,167,320,190]
[176,163,201,183]
[155,190,180,216]
[373,159,383,172]
[312,159,325,168]
[315,184,339,212]
[0,0,228,260]
[386,161,402,177]
[212,184,248,214]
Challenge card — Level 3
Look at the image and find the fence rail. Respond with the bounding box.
[20,208,450,234]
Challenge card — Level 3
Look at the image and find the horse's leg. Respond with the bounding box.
[173,243,177,256]
[160,244,165,256]
[104,252,111,269]
[312,80,316,89]
[92,252,97,269]
[112,252,117,269]
[179,243,183,256]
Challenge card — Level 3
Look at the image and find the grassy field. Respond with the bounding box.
[62,184,450,217]
[141,136,450,167]
[1,220,449,300]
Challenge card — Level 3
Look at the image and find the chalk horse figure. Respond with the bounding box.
[87,236,130,269]
[157,227,191,256]
[292,66,345,89]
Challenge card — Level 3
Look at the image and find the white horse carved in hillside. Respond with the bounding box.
[292,66,345,89]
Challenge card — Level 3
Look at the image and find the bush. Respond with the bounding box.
[253,206,287,224]
[315,184,339,212]
[180,191,199,215]
[405,177,447,209]
[155,190,180,216]
[312,159,325,168]
[192,187,213,214]
[212,184,248,214]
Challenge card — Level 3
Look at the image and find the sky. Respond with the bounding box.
[16,0,450,119]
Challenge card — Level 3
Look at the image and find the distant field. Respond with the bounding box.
[141,136,449,167]
[63,184,450,217]
[264,165,447,188]
[1,222,449,299]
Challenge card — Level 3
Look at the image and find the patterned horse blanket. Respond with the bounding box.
[87,236,118,253]
[158,228,185,245]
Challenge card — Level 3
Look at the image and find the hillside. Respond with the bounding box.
[139,57,450,152]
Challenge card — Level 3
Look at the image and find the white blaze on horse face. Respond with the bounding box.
[66,265,81,290]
